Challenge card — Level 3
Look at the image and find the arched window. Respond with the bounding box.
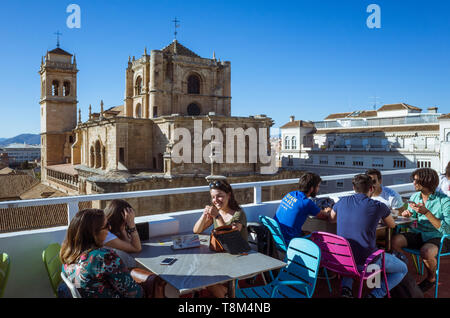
[187,74,200,94]
[284,136,290,150]
[63,81,70,96]
[135,76,142,95]
[135,103,142,118]
[291,136,297,150]
[101,146,106,170]
[90,146,95,168]
[95,140,101,168]
[187,103,201,116]
[52,80,59,96]
[447,132,450,142]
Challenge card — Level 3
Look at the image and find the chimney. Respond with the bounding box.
[428,107,438,114]
[290,115,295,122]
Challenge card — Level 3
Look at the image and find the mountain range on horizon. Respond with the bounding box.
[0,134,40,146]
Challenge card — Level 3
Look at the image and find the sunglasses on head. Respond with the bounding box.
[209,180,230,191]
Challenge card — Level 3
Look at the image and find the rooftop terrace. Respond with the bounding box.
[0,168,447,298]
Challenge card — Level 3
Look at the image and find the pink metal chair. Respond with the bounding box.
[310,231,390,298]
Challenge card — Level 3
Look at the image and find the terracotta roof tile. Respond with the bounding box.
[0,201,92,233]
[438,113,450,119]
[280,120,315,129]
[162,40,201,58]
[0,174,39,200]
[377,103,422,112]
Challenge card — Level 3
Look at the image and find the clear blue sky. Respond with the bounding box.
[0,0,449,138]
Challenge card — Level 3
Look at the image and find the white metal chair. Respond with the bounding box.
[60,271,82,298]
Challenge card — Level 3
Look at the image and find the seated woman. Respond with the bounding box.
[60,208,165,298]
[103,199,142,268]
[193,179,248,297]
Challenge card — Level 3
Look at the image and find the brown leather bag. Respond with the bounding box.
[130,268,166,298]
[209,225,237,252]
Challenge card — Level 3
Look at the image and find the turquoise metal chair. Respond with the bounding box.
[258,215,288,255]
[403,234,450,298]
[0,253,11,298]
[235,238,321,298]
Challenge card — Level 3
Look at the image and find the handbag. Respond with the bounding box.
[209,225,251,255]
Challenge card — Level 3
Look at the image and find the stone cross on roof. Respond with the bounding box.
[172,17,180,40]
[54,30,62,48]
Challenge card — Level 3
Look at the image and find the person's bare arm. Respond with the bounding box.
[382,214,396,229]
[193,206,214,234]
[105,207,142,253]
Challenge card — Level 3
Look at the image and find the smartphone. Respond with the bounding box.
[160,257,177,265]
[407,201,416,204]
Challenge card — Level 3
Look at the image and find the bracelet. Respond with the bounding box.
[127,226,137,234]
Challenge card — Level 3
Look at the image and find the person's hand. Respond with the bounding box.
[231,222,242,232]
[409,202,430,215]
[203,205,219,220]
[124,207,136,227]
[401,210,413,218]
[323,207,332,214]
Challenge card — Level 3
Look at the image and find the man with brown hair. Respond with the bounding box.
[274,172,331,245]
[329,174,406,298]
[392,168,450,292]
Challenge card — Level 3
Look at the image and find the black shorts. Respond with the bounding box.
[403,232,450,254]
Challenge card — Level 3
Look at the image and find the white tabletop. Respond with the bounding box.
[134,233,286,295]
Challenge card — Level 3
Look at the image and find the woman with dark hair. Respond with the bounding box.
[60,209,165,298]
[392,168,450,292]
[193,179,248,241]
[103,200,142,267]
[193,179,248,297]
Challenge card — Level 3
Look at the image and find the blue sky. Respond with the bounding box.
[0,0,449,138]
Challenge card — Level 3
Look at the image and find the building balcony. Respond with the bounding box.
[0,168,443,298]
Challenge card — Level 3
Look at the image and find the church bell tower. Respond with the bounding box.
[39,46,78,182]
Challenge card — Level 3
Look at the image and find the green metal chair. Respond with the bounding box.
[42,243,62,297]
[0,253,11,298]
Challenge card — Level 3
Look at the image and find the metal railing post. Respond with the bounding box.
[254,186,262,204]
[67,201,79,224]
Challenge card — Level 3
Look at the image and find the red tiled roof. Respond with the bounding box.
[280,120,315,129]
[377,103,422,112]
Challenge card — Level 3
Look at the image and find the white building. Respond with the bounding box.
[280,103,449,193]
[0,143,41,164]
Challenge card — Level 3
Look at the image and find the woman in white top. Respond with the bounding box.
[103,199,142,268]
[437,162,450,197]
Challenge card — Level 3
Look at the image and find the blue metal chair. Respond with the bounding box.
[235,238,321,298]
[402,234,450,298]
[258,215,288,256]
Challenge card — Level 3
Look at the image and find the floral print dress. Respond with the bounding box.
[63,247,143,298]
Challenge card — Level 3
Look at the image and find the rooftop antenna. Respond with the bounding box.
[369,95,381,110]
[54,30,62,48]
[172,17,180,40]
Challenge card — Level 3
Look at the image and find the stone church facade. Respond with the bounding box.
[39,40,302,214]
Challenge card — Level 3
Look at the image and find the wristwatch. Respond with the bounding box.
[127,226,137,234]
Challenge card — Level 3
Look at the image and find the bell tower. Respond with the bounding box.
[39,47,78,182]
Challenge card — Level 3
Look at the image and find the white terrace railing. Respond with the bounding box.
[0,169,416,297]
